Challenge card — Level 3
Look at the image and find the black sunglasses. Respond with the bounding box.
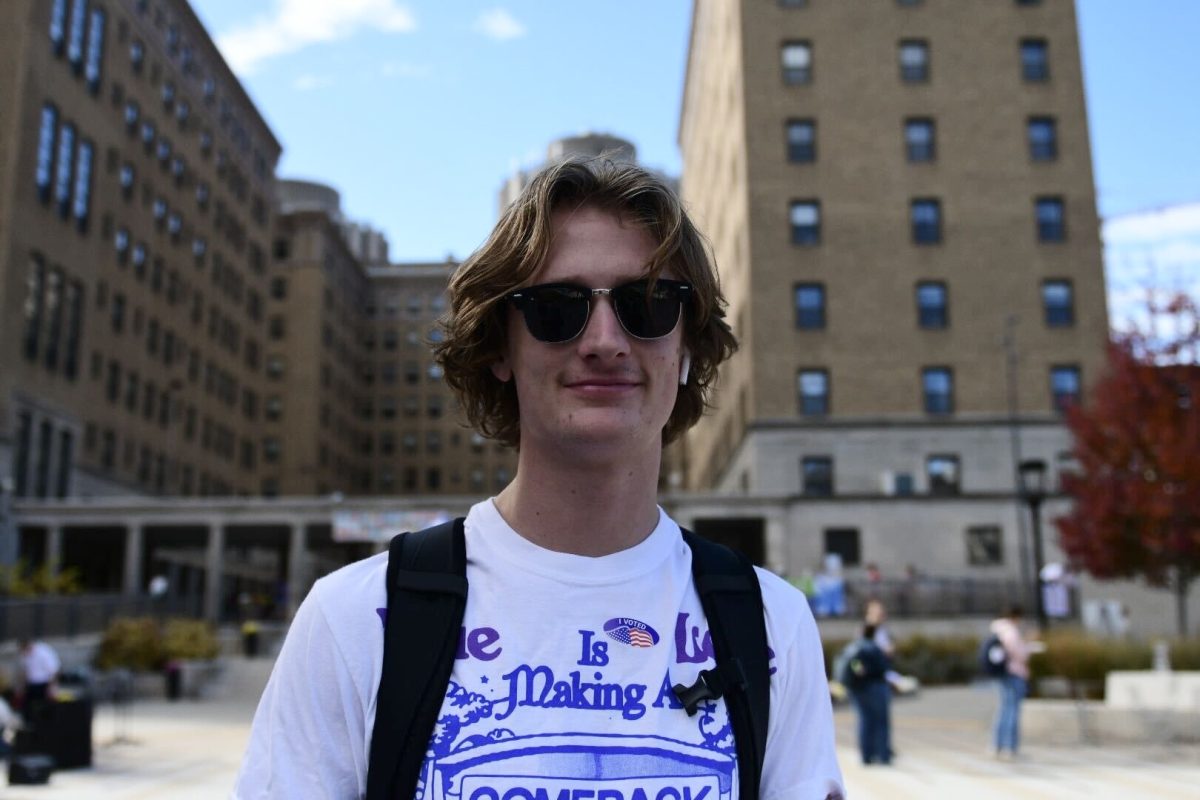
[506,278,692,343]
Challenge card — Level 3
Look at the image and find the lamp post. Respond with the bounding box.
[1018,458,1049,631]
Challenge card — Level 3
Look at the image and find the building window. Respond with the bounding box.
[270,277,287,299]
[790,200,821,245]
[119,162,135,197]
[966,525,1003,566]
[794,283,825,329]
[797,369,829,416]
[66,0,87,68]
[124,100,139,132]
[72,139,94,230]
[130,39,144,71]
[426,468,442,491]
[63,279,84,379]
[916,281,948,329]
[922,367,953,414]
[786,119,815,163]
[1036,197,1066,242]
[84,8,106,92]
[22,255,46,361]
[36,104,58,202]
[1020,38,1049,81]
[899,39,929,82]
[262,437,281,463]
[1028,116,1057,161]
[904,118,935,162]
[779,0,808,6]
[911,198,942,244]
[802,456,833,496]
[781,41,812,85]
[1042,280,1074,327]
[54,122,75,219]
[49,0,68,53]
[824,528,861,568]
[927,454,960,495]
[1050,365,1081,411]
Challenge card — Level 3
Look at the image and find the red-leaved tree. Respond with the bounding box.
[1056,292,1200,636]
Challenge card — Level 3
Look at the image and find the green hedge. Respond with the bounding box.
[821,630,1200,691]
[94,616,220,671]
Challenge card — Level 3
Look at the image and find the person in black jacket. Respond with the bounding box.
[845,623,892,765]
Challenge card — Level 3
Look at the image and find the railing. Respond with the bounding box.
[813,577,1077,620]
[0,593,204,642]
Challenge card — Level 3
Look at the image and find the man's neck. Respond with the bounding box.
[493,446,663,557]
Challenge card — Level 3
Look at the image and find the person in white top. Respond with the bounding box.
[234,160,845,799]
[989,606,1037,758]
[19,639,60,719]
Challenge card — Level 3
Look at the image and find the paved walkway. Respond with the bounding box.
[4,664,1198,798]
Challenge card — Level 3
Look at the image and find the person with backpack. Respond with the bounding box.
[233,160,845,799]
[988,605,1036,759]
[837,624,891,765]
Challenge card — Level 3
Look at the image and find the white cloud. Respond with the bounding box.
[474,8,526,41]
[380,61,432,79]
[1103,201,1200,244]
[293,74,335,91]
[216,0,417,75]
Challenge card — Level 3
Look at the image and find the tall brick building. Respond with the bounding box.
[676,0,1108,575]
[1,0,280,499]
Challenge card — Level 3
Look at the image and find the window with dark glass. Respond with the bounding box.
[124,100,139,131]
[34,420,54,498]
[916,281,947,328]
[1028,116,1057,160]
[911,198,941,244]
[824,528,860,567]
[922,367,953,414]
[23,255,46,361]
[966,526,1003,566]
[1050,365,1081,411]
[84,7,106,92]
[786,119,815,162]
[72,139,94,230]
[797,368,829,415]
[790,200,820,245]
[1020,38,1049,81]
[36,104,57,202]
[141,120,155,150]
[899,39,929,82]
[110,292,124,332]
[54,122,75,218]
[905,118,935,162]
[42,269,64,370]
[781,41,812,84]
[1036,197,1065,242]
[63,279,83,379]
[66,0,87,69]
[130,39,144,71]
[1042,279,1074,327]
[926,454,960,494]
[795,283,825,329]
[802,456,833,496]
[119,162,135,198]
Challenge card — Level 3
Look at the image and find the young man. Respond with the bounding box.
[234,161,844,799]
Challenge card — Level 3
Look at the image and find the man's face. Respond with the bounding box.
[492,206,685,462]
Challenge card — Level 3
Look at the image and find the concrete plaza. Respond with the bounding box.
[4,662,1198,799]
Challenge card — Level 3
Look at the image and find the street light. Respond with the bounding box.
[1018,458,1049,631]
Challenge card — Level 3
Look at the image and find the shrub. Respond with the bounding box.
[162,619,220,661]
[891,634,979,685]
[94,617,165,671]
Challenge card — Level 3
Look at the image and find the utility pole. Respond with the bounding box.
[1003,315,1033,609]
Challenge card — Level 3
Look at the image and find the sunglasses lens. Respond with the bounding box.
[613,281,683,339]
[520,285,590,343]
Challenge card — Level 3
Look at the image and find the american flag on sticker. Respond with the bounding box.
[603,617,660,648]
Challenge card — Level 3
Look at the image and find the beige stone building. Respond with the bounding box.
[677,0,1109,576]
[365,262,516,497]
[1,0,280,500]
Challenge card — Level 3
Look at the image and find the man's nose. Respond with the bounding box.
[577,295,630,357]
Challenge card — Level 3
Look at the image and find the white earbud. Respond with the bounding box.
[679,352,691,386]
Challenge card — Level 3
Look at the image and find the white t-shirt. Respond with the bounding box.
[21,641,60,685]
[234,501,844,800]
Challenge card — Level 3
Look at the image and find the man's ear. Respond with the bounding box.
[491,355,513,383]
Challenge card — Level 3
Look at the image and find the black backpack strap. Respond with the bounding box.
[366,518,467,800]
[679,529,769,800]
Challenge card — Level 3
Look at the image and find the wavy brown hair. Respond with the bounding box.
[433,158,737,447]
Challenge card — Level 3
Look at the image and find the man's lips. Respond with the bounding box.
[563,376,642,390]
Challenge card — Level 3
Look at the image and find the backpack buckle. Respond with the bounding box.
[672,660,747,716]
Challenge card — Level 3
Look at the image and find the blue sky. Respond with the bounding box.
[189,0,1200,267]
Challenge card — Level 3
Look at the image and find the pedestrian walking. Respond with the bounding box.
[18,638,59,723]
[989,605,1035,759]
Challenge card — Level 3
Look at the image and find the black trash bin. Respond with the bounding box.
[165,662,182,701]
[242,622,260,658]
